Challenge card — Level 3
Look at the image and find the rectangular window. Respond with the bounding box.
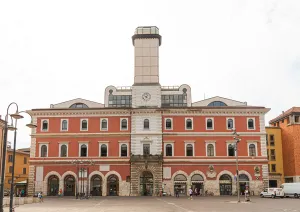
[287,117,290,124]
[271,164,276,172]
[270,149,276,161]
[8,155,13,162]
[165,144,173,156]
[24,157,27,164]
[295,116,299,123]
[120,119,128,130]
[80,144,88,157]
[61,119,68,131]
[101,118,108,131]
[228,144,235,156]
[23,168,26,174]
[41,120,49,131]
[9,166,13,173]
[185,143,194,156]
[108,95,132,107]
[143,144,150,155]
[165,118,172,130]
[270,135,275,146]
[185,118,193,130]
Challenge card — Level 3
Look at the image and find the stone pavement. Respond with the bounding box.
[4,196,300,212]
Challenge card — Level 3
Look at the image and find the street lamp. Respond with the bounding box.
[3,108,37,212]
[232,128,241,203]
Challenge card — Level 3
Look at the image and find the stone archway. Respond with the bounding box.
[139,171,154,196]
[172,171,189,196]
[189,170,206,196]
[44,171,62,196]
[105,171,122,196]
[61,171,77,195]
[89,171,105,196]
[238,170,252,195]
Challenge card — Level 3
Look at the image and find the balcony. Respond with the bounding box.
[130,154,163,162]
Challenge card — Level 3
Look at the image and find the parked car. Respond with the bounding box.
[260,188,284,198]
[281,183,300,198]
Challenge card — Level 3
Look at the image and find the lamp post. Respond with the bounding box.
[8,111,36,212]
[232,128,241,203]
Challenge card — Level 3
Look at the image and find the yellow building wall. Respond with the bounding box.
[4,150,29,191]
[266,127,285,186]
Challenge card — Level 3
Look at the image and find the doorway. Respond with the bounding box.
[90,175,102,196]
[48,175,59,196]
[107,175,119,196]
[140,171,153,196]
[219,174,232,195]
[64,175,75,196]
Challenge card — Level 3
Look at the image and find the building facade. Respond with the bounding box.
[265,127,284,187]
[0,118,5,184]
[28,26,270,197]
[5,148,30,195]
[269,107,300,183]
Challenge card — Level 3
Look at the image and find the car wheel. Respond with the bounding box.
[294,194,299,198]
[271,194,275,199]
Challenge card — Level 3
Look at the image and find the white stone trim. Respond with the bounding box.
[60,119,68,131]
[61,171,77,180]
[59,143,69,157]
[41,119,49,132]
[120,118,128,131]
[164,118,173,130]
[79,142,89,157]
[238,170,253,181]
[189,170,207,181]
[171,170,189,181]
[247,141,258,157]
[119,142,128,157]
[205,142,216,157]
[80,118,88,131]
[226,143,235,156]
[206,117,214,130]
[226,117,235,130]
[100,143,109,157]
[39,143,48,157]
[217,170,234,181]
[247,117,256,130]
[185,142,195,156]
[185,117,193,130]
[164,142,174,157]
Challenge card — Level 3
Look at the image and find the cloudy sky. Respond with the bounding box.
[1,0,299,148]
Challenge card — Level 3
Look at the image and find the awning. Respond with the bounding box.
[16,181,27,185]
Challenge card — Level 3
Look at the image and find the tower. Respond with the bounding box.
[131,26,162,108]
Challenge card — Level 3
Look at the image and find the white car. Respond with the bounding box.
[260,188,284,198]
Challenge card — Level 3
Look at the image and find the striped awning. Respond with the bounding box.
[174,181,187,184]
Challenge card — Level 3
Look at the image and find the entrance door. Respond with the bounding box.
[64,175,75,196]
[48,175,59,196]
[140,171,153,196]
[107,175,119,196]
[174,184,187,196]
[220,184,232,195]
[91,175,102,196]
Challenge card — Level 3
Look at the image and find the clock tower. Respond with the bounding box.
[131,26,162,108]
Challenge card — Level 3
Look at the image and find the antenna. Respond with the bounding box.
[204,93,205,100]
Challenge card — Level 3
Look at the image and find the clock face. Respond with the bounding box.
[142,92,151,101]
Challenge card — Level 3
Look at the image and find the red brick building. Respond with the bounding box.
[27,26,269,197]
[269,107,300,183]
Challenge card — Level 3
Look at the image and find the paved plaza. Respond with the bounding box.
[4,196,300,212]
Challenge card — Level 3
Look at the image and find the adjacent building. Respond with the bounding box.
[265,127,284,187]
[269,107,300,183]
[0,118,5,185]
[27,26,270,197]
[5,148,30,195]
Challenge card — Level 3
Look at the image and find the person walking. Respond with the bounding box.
[189,188,193,200]
[194,188,198,197]
[175,188,179,198]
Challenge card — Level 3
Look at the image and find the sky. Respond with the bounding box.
[0,0,300,148]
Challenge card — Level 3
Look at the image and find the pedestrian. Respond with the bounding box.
[194,188,198,197]
[189,188,193,200]
[21,189,25,197]
[175,188,179,198]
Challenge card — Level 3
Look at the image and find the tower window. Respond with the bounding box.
[41,120,48,131]
[165,118,172,130]
[186,118,193,130]
[144,119,150,130]
[81,119,88,131]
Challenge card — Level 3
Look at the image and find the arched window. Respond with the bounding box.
[186,119,192,130]
[228,144,235,156]
[206,119,213,129]
[249,144,256,156]
[80,144,87,157]
[165,119,172,130]
[42,120,48,131]
[166,144,173,156]
[227,119,233,129]
[144,119,150,130]
[207,144,214,156]
[62,120,68,131]
[70,103,89,108]
[121,119,127,130]
[101,119,108,130]
[81,120,88,130]
[41,145,47,157]
[248,119,254,129]
[220,174,232,181]
[174,174,187,181]
[101,144,108,157]
[186,144,193,156]
[60,144,67,157]
[207,101,227,107]
[120,144,127,157]
[191,174,204,181]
